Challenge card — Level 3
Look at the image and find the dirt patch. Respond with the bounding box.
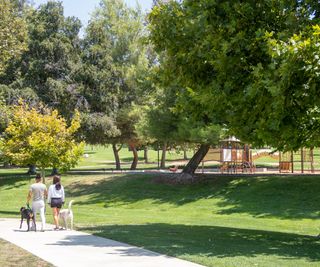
[151,173,215,185]
[0,238,53,267]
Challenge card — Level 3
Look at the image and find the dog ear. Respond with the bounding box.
[20,207,25,211]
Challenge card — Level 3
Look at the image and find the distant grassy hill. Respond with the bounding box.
[0,171,320,266]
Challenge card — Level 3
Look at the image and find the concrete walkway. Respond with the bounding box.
[0,218,204,267]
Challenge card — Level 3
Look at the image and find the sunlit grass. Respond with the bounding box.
[75,145,193,170]
[1,171,320,266]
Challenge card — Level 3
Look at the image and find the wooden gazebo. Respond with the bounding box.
[202,137,254,173]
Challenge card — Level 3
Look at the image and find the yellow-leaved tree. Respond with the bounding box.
[0,102,84,182]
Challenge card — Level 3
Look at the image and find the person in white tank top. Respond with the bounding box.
[27,174,47,231]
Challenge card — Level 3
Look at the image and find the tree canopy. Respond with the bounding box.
[78,0,150,169]
[148,0,320,151]
[0,0,28,75]
[0,1,83,118]
[0,102,84,178]
[3,0,320,175]
[238,25,320,151]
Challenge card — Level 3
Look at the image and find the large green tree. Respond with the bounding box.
[142,79,222,175]
[143,32,223,177]
[0,0,28,75]
[0,1,83,118]
[230,25,320,151]
[78,0,149,170]
[148,0,319,154]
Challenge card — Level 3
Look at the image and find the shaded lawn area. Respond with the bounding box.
[81,223,320,267]
[0,171,320,266]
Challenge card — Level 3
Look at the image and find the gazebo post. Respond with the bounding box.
[311,147,314,173]
[301,148,304,174]
[279,152,281,173]
[291,151,294,173]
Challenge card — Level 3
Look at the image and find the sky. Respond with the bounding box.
[32,0,153,32]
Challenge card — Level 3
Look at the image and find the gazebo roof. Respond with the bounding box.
[221,136,241,142]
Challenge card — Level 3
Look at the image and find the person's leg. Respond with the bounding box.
[39,201,46,231]
[57,208,61,229]
[31,202,39,230]
[52,207,59,228]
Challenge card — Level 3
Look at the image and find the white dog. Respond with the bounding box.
[59,200,74,230]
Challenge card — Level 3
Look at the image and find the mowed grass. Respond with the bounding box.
[1,170,320,266]
[75,145,194,170]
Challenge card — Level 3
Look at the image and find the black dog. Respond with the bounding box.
[20,206,36,232]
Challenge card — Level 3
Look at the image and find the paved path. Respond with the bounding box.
[0,218,204,267]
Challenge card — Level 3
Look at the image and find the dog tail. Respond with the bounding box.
[68,200,74,211]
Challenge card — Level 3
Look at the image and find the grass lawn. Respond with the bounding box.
[0,238,52,267]
[1,169,320,266]
[76,145,194,170]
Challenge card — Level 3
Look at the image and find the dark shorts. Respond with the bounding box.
[50,198,62,208]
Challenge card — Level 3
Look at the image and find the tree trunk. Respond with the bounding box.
[112,143,122,170]
[183,148,188,160]
[178,144,210,181]
[160,142,167,169]
[27,165,37,175]
[144,146,149,163]
[41,168,46,184]
[51,167,59,176]
[130,144,138,170]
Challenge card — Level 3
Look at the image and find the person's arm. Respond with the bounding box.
[27,190,32,205]
[61,186,65,204]
[44,187,48,199]
[47,186,51,204]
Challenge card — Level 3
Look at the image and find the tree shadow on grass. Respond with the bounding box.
[120,157,188,163]
[0,172,29,179]
[0,210,20,216]
[67,170,114,175]
[67,173,208,207]
[68,166,159,173]
[0,173,31,190]
[215,175,320,219]
[94,162,158,166]
[120,157,145,162]
[67,174,320,220]
[78,223,320,263]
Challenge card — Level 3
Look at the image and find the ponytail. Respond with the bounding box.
[53,175,61,190]
[55,183,61,190]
